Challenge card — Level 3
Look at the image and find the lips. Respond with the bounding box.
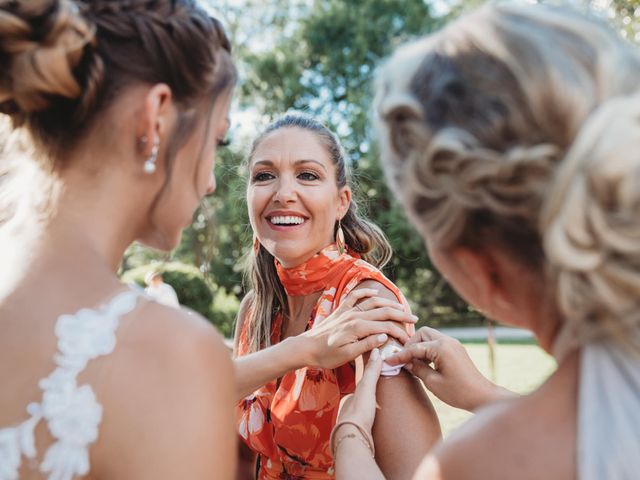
[265,211,308,230]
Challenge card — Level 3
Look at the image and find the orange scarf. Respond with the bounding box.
[275,245,360,296]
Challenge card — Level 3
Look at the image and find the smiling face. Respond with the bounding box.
[247,127,351,267]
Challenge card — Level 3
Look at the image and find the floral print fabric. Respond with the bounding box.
[236,244,412,479]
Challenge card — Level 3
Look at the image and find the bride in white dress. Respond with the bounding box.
[0,1,237,479]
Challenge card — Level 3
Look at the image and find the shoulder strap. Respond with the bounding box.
[0,289,140,480]
[40,289,140,480]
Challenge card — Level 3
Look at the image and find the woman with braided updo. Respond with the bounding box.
[334,4,640,480]
[0,1,237,479]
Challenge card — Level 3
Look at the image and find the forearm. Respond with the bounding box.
[335,425,386,480]
[234,335,308,400]
[470,382,518,411]
[374,374,441,480]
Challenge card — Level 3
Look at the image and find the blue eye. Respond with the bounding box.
[253,172,274,182]
[298,171,319,181]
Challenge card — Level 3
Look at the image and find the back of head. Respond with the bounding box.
[0,0,235,166]
[375,4,640,355]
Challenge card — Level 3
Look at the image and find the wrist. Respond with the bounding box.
[331,421,375,458]
[281,334,312,370]
[468,380,513,411]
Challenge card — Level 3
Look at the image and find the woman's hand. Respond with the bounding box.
[385,327,516,411]
[336,347,383,434]
[300,288,418,370]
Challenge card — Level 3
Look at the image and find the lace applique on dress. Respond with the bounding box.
[0,290,139,480]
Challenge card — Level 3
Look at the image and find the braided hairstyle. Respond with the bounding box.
[0,0,235,165]
[375,4,640,356]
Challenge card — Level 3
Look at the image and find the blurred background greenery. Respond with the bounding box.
[118,0,640,337]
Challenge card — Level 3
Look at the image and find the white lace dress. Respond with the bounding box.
[0,290,140,480]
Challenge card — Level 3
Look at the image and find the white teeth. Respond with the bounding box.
[269,215,305,225]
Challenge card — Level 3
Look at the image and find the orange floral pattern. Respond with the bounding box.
[236,244,412,479]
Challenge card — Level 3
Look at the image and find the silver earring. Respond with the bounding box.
[143,137,159,174]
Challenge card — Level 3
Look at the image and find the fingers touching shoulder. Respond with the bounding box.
[354,280,400,304]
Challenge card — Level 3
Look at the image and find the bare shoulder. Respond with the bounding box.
[354,279,398,302]
[91,301,236,479]
[119,299,230,365]
[415,389,575,480]
[415,401,518,480]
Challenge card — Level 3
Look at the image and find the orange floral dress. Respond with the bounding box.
[236,244,412,479]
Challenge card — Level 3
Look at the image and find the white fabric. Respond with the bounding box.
[380,338,405,376]
[0,290,139,480]
[145,282,180,308]
[577,337,640,480]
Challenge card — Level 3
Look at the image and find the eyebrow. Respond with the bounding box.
[252,159,327,172]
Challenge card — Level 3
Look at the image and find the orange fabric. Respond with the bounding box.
[236,244,413,479]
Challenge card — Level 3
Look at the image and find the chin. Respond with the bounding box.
[269,247,315,267]
[139,228,183,252]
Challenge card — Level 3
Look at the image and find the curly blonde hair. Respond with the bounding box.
[375,4,640,356]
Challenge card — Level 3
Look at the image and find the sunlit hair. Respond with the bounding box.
[240,113,392,353]
[375,4,640,356]
[0,0,236,166]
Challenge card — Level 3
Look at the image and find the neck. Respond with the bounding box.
[286,292,322,319]
[527,292,562,354]
[51,143,161,272]
[49,182,140,272]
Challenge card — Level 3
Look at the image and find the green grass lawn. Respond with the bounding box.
[428,342,557,436]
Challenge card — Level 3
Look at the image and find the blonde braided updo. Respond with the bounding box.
[375,4,640,356]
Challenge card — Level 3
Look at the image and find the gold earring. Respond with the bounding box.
[253,236,260,255]
[336,220,346,254]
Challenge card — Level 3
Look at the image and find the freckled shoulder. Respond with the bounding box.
[353,279,398,302]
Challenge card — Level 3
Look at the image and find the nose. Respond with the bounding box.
[206,172,216,196]
[273,175,297,204]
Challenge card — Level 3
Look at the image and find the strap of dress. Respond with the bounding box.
[0,289,140,480]
[577,338,640,480]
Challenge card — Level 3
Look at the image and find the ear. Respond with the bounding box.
[337,186,352,220]
[137,84,174,157]
[448,246,509,316]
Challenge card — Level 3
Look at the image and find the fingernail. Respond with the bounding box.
[377,333,388,343]
[371,348,380,360]
[411,314,419,321]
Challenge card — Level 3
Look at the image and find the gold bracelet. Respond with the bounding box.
[330,421,375,458]
[333,432,374,458]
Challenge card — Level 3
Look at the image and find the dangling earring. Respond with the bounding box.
[336,220,346,254]
[253,236,260,255]
[143,137,160,174]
